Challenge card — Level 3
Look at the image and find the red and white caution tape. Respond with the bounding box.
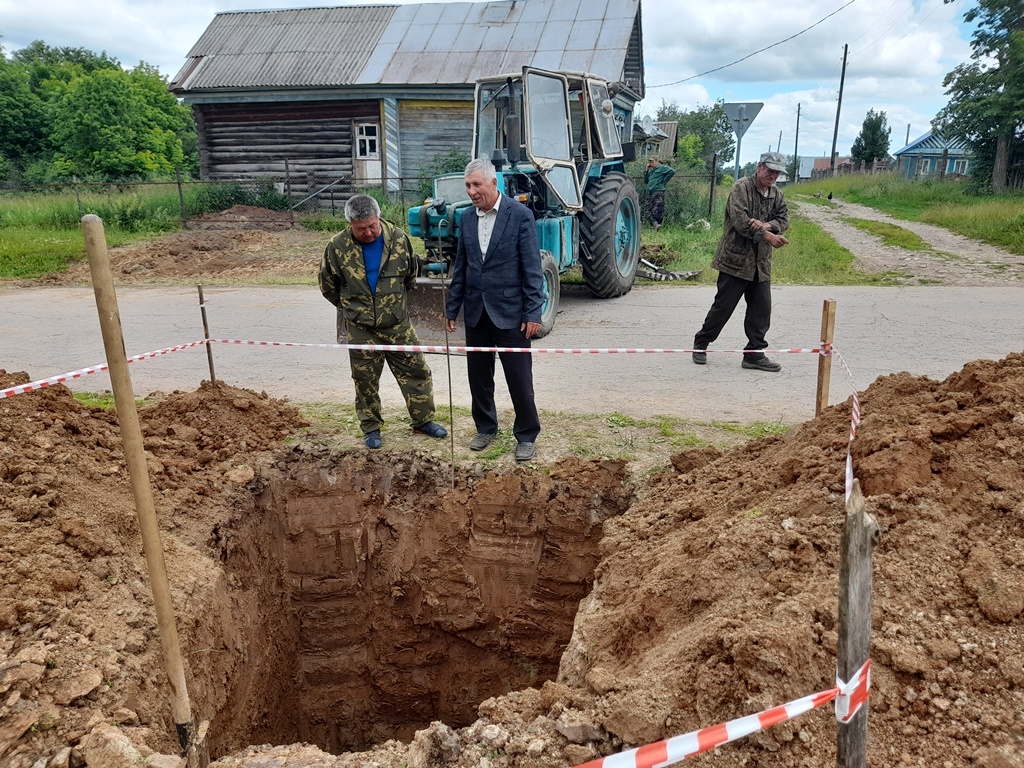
[206,339,824,356]
[829,347,862,503]
[573,660,871,768]
[2,338,828,400]
[0,340,210,399]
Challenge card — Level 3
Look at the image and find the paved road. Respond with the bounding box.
[2,283,1021,425]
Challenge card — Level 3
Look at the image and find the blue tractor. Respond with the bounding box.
[408,67,642,338]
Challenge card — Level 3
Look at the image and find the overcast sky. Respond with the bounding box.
[0,0,976,166]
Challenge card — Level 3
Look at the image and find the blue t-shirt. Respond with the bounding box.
[360,234,384,294]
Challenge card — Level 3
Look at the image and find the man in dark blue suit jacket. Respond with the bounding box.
[445,158,545,461]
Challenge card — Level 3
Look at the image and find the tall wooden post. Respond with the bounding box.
[176,165,187,229]
[82,215,209,768]
[837,479,879,767]
[815,299,837,416]
[708,152,718,219]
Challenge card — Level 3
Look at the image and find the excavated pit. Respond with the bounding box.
[198,450,632,757]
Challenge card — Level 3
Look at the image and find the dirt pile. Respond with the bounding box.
[0,375,309,765]
[38,207,324,285]
[3,354,1024,768]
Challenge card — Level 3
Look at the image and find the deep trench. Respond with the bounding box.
[199,450,630,757]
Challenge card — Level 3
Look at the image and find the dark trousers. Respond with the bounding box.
[694,271,772,356]
[647,190,666,225]
[465,307,541,443]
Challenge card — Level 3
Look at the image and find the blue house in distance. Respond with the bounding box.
[893,131,970,179]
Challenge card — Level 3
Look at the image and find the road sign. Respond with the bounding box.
[723,102,763,139]
[723,102,763,179]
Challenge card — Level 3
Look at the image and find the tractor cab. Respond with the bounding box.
[409,66,640,337]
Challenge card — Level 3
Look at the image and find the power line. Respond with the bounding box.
[649,0,860,88]
[866,0,947,58]
[849,0,913,52]
[851,0,918,56]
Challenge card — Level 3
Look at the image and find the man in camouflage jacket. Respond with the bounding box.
[318,194,447,448]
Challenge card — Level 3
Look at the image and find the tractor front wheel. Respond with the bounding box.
[537,250,560,338]
[580,172,641,298]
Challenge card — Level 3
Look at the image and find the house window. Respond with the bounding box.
[355,123,379,160]
[917,157,931,176]
[952,158,968,175]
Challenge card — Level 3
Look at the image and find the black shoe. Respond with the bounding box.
[364,430,382,449]
[515,441,536,461]
[741,356,782,372]
[412,421,448,439]
[469,432,497,451]
[692,350,707,365]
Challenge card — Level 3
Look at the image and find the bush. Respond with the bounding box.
[415,148,471,203]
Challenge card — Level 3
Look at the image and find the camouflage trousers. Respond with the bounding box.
[346,322,436,434]
[647,190,666,226]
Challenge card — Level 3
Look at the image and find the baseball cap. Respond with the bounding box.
[760,152,786,172]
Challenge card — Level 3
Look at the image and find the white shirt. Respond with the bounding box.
[476,194,501,258]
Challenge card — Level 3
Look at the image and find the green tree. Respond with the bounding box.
[0,55,47,162]
[850,109,891,164]
[48,67,186,179]
[11,40,121,91]
[655,100,735,170]
[935,0,1024,192]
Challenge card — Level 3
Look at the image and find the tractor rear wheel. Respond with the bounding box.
[580,172,641,298]
[537,250,560,338]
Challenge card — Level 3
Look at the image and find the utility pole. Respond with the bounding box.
[793,103,801,184]
[830,43,848,178]
[777,131,782,152]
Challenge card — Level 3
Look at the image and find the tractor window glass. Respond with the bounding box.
[433,174,469,204]
[525,72,571,161]
[475,80,524,162]
[587,82,622,156]
[543,165,581,208]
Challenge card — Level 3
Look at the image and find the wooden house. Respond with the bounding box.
[169,0,645,202]
[893,131,970,179]
[632,115,669,156]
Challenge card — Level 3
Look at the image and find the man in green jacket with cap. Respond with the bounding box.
[644,157,676,230]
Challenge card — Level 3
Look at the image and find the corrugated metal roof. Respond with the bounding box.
[170,0,640,92]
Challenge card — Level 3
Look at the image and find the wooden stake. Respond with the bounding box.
[197,285,217,385]
[815,299,837,416]
[82,215,208,768]
[837,479,879,767]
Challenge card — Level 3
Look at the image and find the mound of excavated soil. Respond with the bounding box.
[2,355,1023,768]
[38,206,324,286]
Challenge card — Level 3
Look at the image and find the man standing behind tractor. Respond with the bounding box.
[692,151,790,372]
[445,158,544,462]
[643,156,675,230]
[318,194,448,449]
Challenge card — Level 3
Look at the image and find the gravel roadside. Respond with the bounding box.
[790,196,1024,285]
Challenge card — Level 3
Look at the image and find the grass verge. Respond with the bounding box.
[296,400,782,477]
[843,218,932,251]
